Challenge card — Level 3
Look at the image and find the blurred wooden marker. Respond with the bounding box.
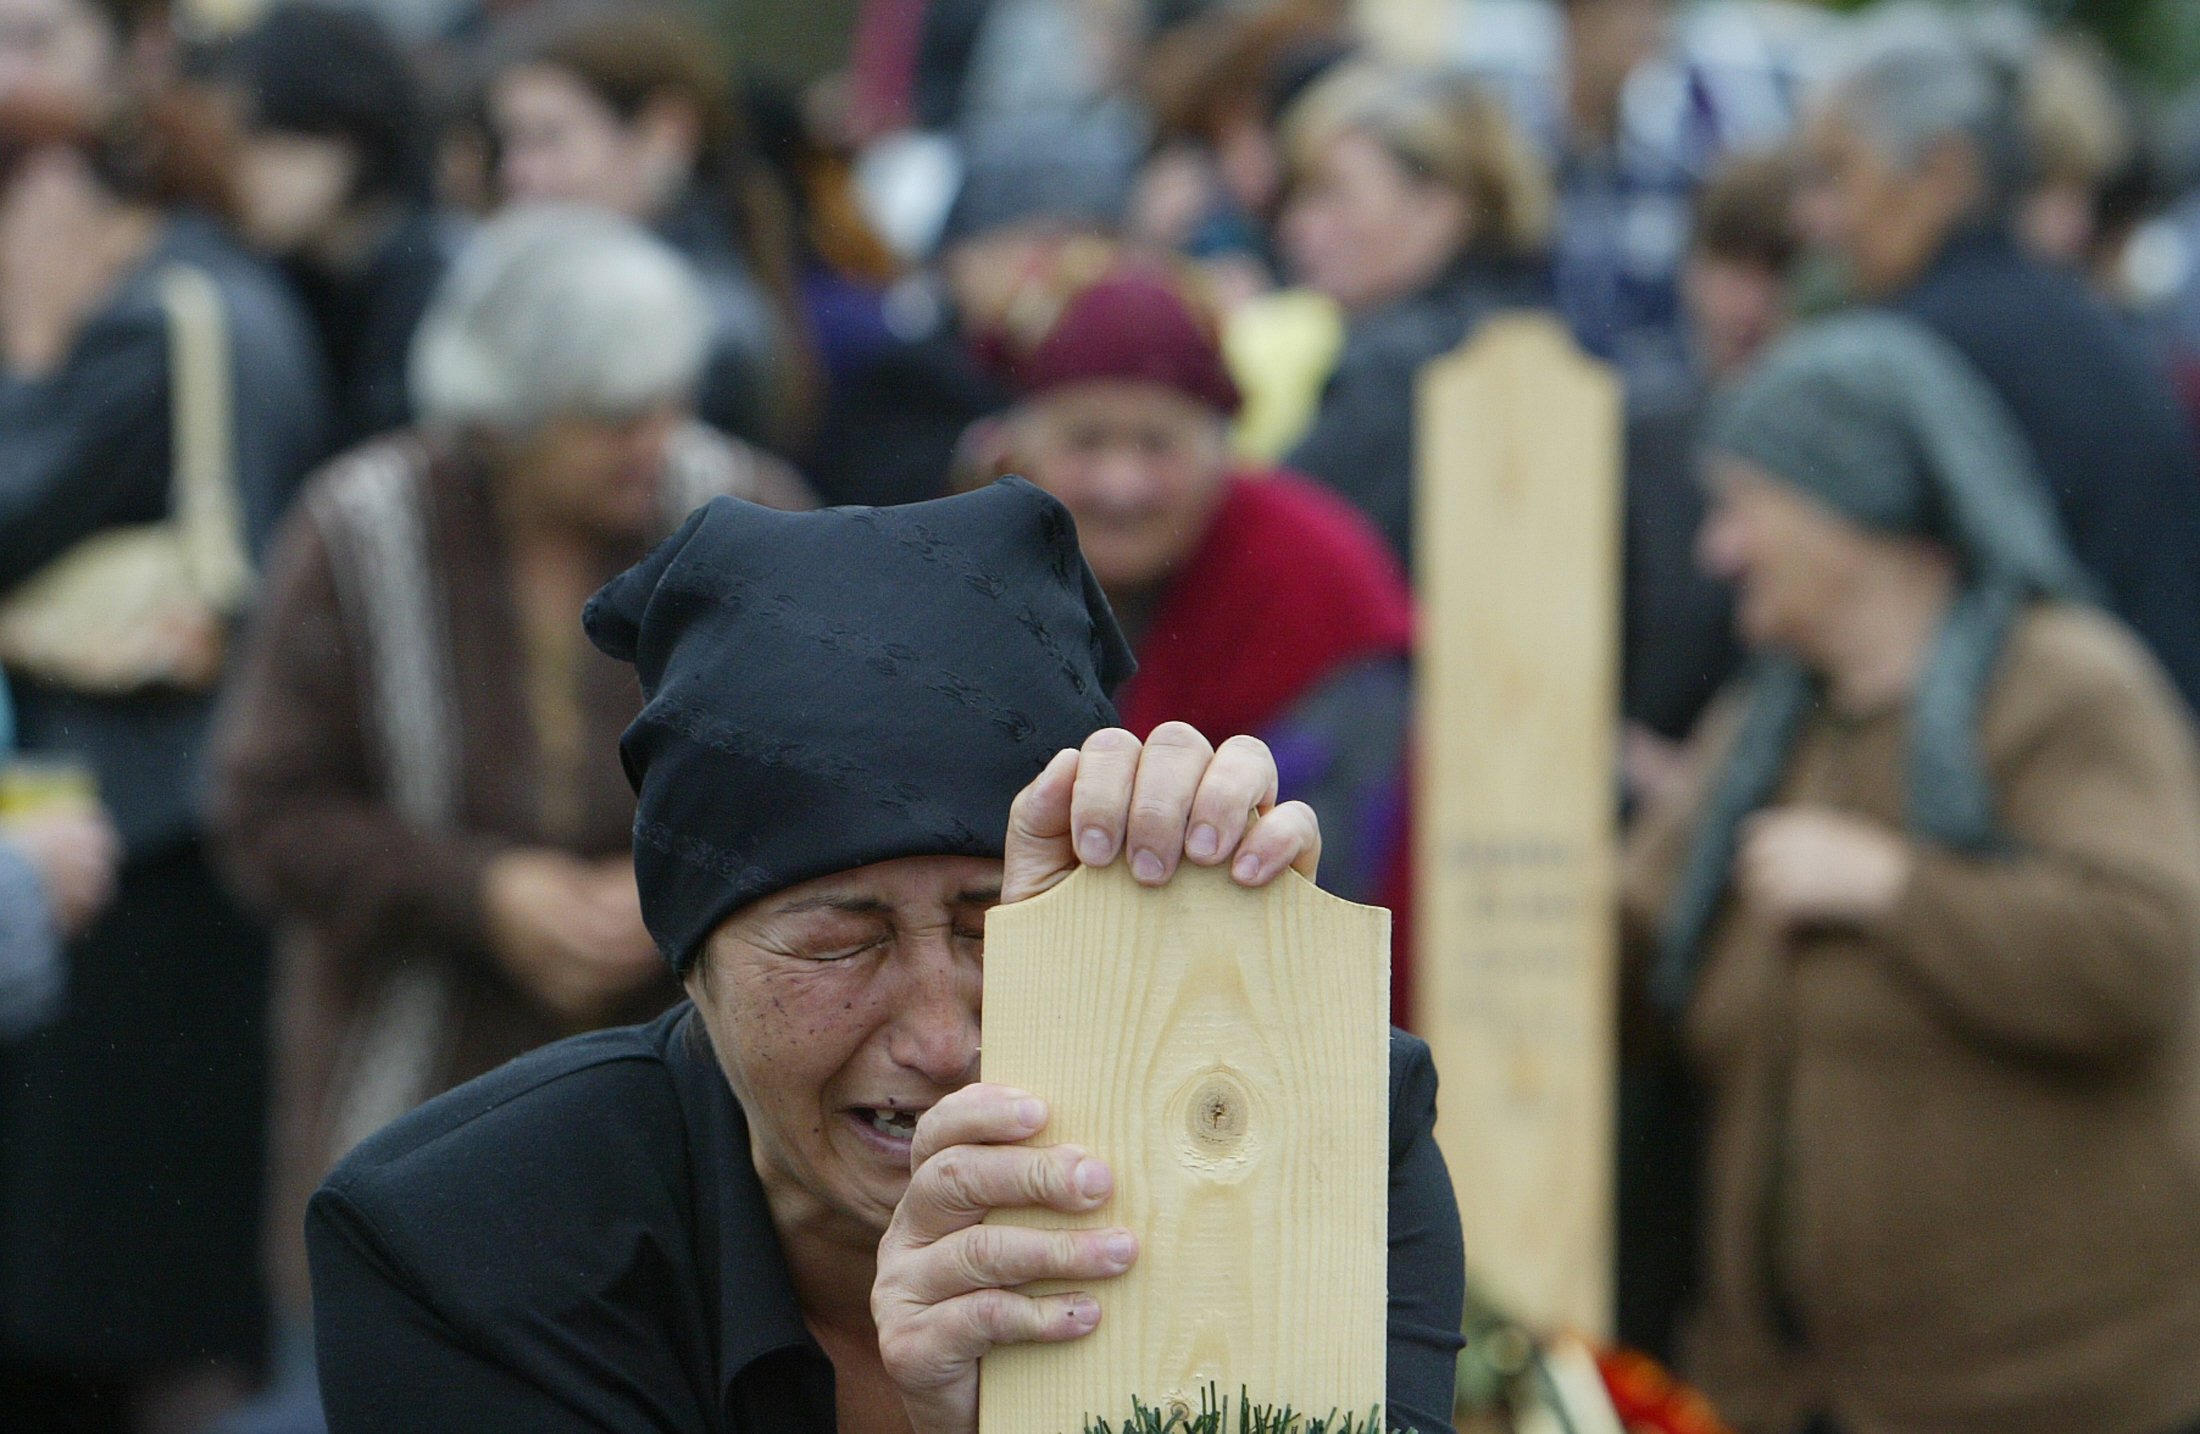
[979,862,1391,1431]
[1414,314,1622,1337]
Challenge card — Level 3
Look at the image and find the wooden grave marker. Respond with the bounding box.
[979,862,1392,1430]
[1414,314,1621,1337]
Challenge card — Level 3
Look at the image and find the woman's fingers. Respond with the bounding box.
[1067,728,1143,868]
[1121,722,1215,885]
[908,1083,1049,1168]
[878,1286,1104,1398]
[934,1287,1106,1354]
[1001,748,1081,903]
[1006,749,1078,847]
[1230,800,1322,887]
[1184,734,1281,867]
[1004,724,1299,895]
[876,1083,1129,1432]
[898,1222,1139,1305]
[895,1141,1115,1246]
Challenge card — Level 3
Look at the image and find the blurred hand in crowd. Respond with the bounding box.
[1734,805,1913,931]
[483,850,662,1027]
[8,803,118,938]
[1127,145,1214,253]
[1621,721,1691,812]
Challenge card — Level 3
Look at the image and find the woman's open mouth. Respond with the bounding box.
[860,1107,919,1140]
[848,1106,924,1158]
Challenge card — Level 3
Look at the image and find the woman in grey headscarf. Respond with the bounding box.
[1622,312,2200,1434]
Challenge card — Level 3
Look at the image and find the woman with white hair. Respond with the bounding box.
[211,203,813,1341]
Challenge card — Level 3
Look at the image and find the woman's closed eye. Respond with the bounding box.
[756,914,893,963]
[804,936,890,962]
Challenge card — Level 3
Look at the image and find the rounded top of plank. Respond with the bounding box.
[986,860,1385,931]
[1417,311,1621,395]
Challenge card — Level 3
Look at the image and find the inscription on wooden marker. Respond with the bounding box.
[1414,314,1621,1337]
[978,863,1391,1432]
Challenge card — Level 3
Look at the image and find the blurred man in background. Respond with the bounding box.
[1798,24,2200,715]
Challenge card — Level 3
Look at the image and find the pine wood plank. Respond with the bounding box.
[1413,313,1621,1337]
[978,862,1392,1432]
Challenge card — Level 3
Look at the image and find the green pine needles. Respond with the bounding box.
[1078,1385,1406,1434]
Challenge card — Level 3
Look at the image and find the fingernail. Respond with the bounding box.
[1074,1158,1112,1200]
[1234,852,1265,883]
[1131,849,1164,883]
[1077,827,1113,866]
[1103,1231,1137,1266]
[1014,1097,1046,1129]
[1188,824,1220,860]
[1070,1296,1100,1327]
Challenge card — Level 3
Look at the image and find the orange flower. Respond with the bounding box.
[1593,1347,1735,1434]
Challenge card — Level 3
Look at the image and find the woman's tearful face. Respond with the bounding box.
[686,855,1001,1235]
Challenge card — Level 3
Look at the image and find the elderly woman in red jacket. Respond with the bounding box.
[977,256,1416,982]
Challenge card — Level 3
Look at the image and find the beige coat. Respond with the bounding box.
[1623,605,2200,1434]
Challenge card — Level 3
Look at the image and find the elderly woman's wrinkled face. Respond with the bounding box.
[497,404,681,539]
[1017,379,1230,596]
[0,0,112,106]
[688,856,997,1234]
[1697,459,1882,658]
[491,65,688,220]
[1280,128,1471,316]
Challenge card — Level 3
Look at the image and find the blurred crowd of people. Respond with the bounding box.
[3,0,2200,1430]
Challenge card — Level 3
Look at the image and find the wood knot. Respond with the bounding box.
[1188,1076,1248,1147]
[1169,1066,1260,1178]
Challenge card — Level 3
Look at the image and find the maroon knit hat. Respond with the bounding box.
[1014,263,1243,416]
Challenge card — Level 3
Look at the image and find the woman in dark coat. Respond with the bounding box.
[307,479,1467,1433]
[1276,62,1555,572]
[0,91,327,1422]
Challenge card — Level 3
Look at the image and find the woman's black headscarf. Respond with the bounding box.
[1651,312,2093,1012]
[585,477,1134,972]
